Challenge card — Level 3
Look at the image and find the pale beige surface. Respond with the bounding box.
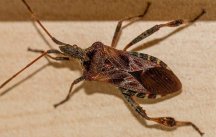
[0,1,216,137]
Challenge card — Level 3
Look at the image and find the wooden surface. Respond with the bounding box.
[0,1,216,137]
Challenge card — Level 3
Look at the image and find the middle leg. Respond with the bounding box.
[111,2,151,48]
[53,76,85,108]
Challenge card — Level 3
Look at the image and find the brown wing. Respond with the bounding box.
[84,43,181,96]
[88,69,149,93]
[128,52,182,96]
[105,48,160,72]
[102,49,182,96]
[129,67,182,96]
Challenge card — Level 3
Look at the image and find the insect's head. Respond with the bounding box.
[59,44,88,61]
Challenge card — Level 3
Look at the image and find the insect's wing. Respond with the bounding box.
[105,48,159,72]
[90,69,149,93]
[84,45,181,97]
[128,52,182,97]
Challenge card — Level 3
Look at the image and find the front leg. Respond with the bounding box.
[54,76,85,108]
[120,88,204,136]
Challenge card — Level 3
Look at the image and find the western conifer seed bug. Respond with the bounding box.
[0,0,206,136]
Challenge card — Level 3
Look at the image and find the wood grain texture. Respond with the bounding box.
[0,1,216,137]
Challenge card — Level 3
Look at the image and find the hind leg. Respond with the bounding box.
[124,9,206,51]
[120,88,204,136]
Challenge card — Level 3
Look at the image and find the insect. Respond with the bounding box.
[0,0,206,136]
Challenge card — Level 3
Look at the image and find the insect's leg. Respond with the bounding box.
[121,92,204,136]
[53,76,85,108]
[123,9,206,51]
[111,2,151,48]
[28,48,70,61]
[22,0,67,45]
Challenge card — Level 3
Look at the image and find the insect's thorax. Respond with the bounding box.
[82,42,116,73]
[83,42,158,74]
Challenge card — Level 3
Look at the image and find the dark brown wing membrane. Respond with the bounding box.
[143,67,182,96]
[130,67,182,96]
[128,52,182,96]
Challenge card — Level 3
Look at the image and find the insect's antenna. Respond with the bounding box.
[21,0,66,45]
[0,52,47,90]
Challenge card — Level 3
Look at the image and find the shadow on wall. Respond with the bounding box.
[0,0,215,21]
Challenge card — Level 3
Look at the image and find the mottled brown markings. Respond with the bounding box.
[136,92,146,98]
[149,56,158,63]
[129,52,168,69]
[166,19,184,27]
[121,88,137,96]
[160,61,168,68]
[100,58,114,72]
[0,1,205,136]
[140,54,148,60]
[118,54,130,67]
[128,51,139,57]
